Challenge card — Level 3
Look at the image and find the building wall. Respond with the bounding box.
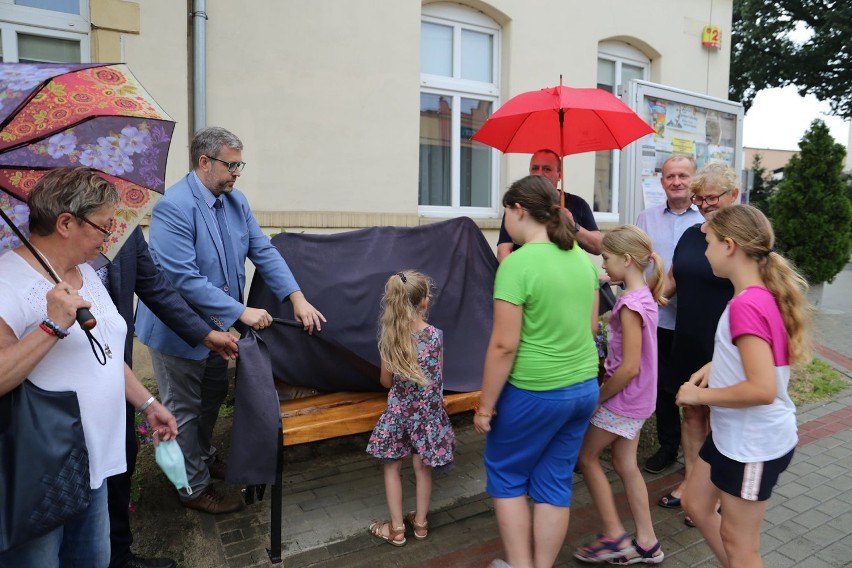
[116,0,732,234]
[744,147,798,177]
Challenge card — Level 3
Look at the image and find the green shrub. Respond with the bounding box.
[770,120,852,285]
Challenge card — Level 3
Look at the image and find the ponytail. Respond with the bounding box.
[759,252,812,365]
[545,203,576,250]
[378,270,432,386]
[647,252,669,307]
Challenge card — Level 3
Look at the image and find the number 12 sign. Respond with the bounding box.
[702,26,721,49]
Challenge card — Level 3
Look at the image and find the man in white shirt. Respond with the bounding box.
[636,154,703,474]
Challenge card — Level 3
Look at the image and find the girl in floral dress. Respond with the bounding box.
[366,270,455,547]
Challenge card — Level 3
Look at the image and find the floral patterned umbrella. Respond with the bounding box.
[0,63,175,262]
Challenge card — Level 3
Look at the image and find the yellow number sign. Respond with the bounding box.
[702,26,721,49]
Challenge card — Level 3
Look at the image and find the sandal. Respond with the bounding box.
[657,493,681,509]
[608,539,664,565]
[406,510,428,540]
[574,532,633,563]
[684,515,696,528]
[368,520,406,547]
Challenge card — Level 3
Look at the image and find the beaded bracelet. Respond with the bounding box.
[39,322,58,338]
[41,318,69,339]
[137,396,156,413]
[474,403,496,418]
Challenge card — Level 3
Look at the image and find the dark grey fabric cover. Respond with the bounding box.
[227,329,281,485]
[228,217,497,484]
[244,216,498,393]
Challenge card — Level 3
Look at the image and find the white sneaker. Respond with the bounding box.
[488,560,511,568]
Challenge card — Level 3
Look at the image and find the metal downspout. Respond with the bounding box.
[191,0,207,132]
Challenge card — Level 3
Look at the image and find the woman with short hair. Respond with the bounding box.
[0,167,177,567]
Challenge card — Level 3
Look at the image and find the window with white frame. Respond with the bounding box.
[419,3,499,217]
[595,41,649,221]
[0,0,90,63]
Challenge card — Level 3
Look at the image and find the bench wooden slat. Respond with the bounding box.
[280,390,479,446]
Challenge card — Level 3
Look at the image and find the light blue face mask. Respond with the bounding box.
[155,440,192,495]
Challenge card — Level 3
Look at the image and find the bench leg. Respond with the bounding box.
[268,426,284,564]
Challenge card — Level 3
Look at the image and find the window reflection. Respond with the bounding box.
[461,98,491,207]
[18,33,81,63]
[419,94,452,206]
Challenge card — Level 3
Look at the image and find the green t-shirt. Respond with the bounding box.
[494,242,600,391]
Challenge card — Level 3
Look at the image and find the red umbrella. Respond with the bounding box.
[471,80,654,204]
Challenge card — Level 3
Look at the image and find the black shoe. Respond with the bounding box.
[118,554,176,568]
[644,449,677,474]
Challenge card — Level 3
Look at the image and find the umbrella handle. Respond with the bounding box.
[76,308,97,330]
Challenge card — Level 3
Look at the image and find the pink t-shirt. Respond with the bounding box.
[602,286,659,419]
[709,286,796,461]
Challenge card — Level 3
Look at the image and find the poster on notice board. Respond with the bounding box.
[640,98,738,208]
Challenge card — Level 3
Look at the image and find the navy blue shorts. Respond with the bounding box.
[699,432,794,502]
[484,379,598,507]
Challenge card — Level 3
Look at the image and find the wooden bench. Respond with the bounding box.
[264,390,480,562]
[280,390,480,445]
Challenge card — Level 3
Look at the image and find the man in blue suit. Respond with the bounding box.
[105,227,238,568]
[136,127,325,514]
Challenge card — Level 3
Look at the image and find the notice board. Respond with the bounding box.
[620,80,744,223]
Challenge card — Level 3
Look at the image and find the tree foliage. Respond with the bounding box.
[748,153,775,216]
[770,120,852,284]
[730,0,852,119]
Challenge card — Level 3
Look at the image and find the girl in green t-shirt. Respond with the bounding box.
[475,175,600,568]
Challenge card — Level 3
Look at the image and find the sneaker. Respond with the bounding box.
[182,486,244,514]
[488,560,512,568]
[643,449,677,474]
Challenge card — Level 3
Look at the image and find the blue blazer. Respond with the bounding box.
[136,173,299,359]
[107,227,211,366]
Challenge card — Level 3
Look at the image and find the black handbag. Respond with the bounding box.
[0,379,91,553]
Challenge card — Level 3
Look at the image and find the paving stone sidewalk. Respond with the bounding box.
[207,264,852,567]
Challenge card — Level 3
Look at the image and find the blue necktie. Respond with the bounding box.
[213,198,241,301]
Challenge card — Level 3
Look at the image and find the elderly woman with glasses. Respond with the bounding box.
[655,163,739,525]
[0,167,177,566]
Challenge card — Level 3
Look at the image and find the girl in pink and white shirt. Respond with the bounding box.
[677,205,811,568]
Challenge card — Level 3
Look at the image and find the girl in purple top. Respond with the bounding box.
[576,225,667,565]
[677,205,811,567]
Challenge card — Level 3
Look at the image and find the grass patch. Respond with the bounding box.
[218,398,235,418]
[789,358,850,405]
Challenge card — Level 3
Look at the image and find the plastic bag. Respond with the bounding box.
[154,440,192,495]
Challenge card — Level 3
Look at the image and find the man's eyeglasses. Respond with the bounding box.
[205,155,246,173]
[79,216,115,239]
[690,189,731,206]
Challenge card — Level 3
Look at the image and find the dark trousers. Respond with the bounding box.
[107,402,137,567]
[655,328,681,455]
